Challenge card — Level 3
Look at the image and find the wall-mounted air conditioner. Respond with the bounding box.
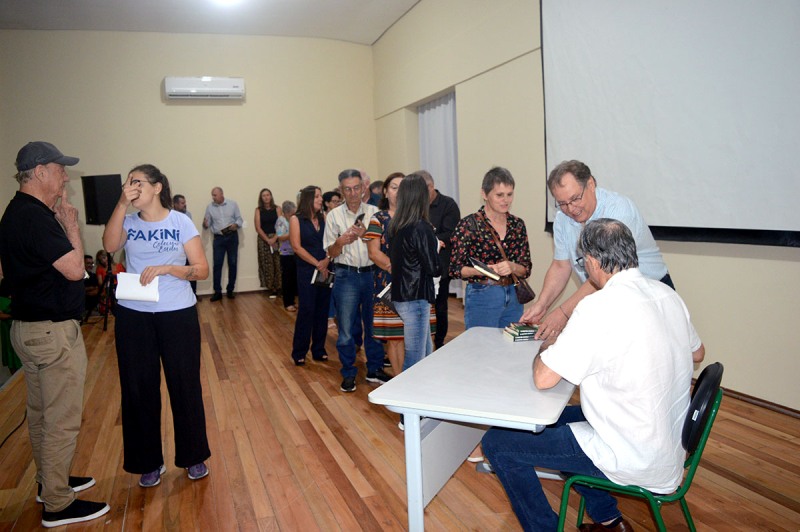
[164,76,245,100]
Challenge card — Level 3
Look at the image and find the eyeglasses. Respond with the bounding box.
[575,256,585,269]
[342,185,362,195]
[131,179,151,186]
[555,184,587,211]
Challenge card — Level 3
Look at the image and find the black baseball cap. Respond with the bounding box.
[15,141,79,171]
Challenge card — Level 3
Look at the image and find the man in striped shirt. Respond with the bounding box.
[324,169,391,393]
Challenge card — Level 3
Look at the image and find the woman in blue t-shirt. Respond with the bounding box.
[102,164,211,488]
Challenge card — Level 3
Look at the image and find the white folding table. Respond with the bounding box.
[368,327,575,531]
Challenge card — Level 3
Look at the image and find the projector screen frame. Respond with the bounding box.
[539,1,800,248]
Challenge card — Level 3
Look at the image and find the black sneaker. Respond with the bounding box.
[210,292,222,302]
[227,291,236,299]
[340,376,356,393]
[41,499,110,528]
[366,368,392,384]
[383,356,391,367]
[37,476,95,503]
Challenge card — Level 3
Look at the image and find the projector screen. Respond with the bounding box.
[541,0,800,246]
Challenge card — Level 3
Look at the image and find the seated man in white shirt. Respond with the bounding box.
[482,218,705,532]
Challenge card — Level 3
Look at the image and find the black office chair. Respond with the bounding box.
[556,362,724,532]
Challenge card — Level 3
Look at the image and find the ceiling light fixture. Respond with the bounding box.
[211,0,244,6]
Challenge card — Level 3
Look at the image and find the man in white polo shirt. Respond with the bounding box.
[483,218,705,531]
[324,169,391,393]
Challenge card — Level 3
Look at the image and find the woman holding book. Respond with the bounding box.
[103,164,211,487]
[289,186,331,366]
[388,174,441,370]
[450,166,532,329]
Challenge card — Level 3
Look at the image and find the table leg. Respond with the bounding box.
[403,413,424,531]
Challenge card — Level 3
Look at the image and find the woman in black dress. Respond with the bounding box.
[289,186,331,365]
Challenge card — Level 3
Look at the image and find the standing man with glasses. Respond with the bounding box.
[324,169,391,393]
[203,187,243,301]
[521,160,672,341]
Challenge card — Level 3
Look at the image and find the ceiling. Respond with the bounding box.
[0,0,419,45]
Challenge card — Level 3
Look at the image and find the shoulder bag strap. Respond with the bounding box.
[477,211,522,285]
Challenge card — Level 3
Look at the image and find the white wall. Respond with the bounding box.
[1,1,798,409]
[371,0,800,410]
[0,30,378,294]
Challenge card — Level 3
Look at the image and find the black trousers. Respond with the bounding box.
[114,305,210,473]
[433,274,451,349]
[280,254,298,307]
[291,265,331,362]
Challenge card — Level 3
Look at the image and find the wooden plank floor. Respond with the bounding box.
[0,292,798,530]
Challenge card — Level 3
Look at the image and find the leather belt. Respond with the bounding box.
[335,264,375,273]
[472,276,513,287]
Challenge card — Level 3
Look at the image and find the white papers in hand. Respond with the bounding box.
[116,272,160,302]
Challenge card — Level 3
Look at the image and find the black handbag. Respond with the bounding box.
[377,283,397,313]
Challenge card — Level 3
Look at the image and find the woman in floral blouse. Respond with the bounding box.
[366,173,438,375]
[450,167,532,329]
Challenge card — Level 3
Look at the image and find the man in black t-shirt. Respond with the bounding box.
[0,142,109,527]
[420,171,461,349]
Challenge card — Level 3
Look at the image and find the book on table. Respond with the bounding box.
[505,322,539,336]
[470,257,500,281]
[503,330,538,342]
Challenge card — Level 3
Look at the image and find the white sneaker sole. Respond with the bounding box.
[187,466,209,480]
[41,503,110,528]
[138,465,167,487]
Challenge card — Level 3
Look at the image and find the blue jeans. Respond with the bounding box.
[464,283,523,329]
[329,294,363,346]
[332,267,383,378]
[212,232,239,294]
[482,406,621,531]
[394,299,433,371]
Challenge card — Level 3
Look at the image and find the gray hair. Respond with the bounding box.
[547,160,594,191]
[337,169,362,183]
[281,200,296,213]
[14,169,34,185]
[416,170,434,186]
[578,218,639,274]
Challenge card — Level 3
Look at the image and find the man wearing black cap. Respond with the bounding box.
[0,141,109,527]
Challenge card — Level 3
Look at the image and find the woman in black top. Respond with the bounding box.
[389,174,441,371]
[255,188,282,298]
[289,186,331,365]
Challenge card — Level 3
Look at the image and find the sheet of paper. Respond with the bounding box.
[116,272,159,302]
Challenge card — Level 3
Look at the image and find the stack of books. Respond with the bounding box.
[503,322,539,342]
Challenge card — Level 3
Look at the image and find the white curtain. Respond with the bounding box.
[418,92,459,201]
[418,92,462,298]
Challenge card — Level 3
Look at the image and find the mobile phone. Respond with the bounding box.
[355,213,366,225]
